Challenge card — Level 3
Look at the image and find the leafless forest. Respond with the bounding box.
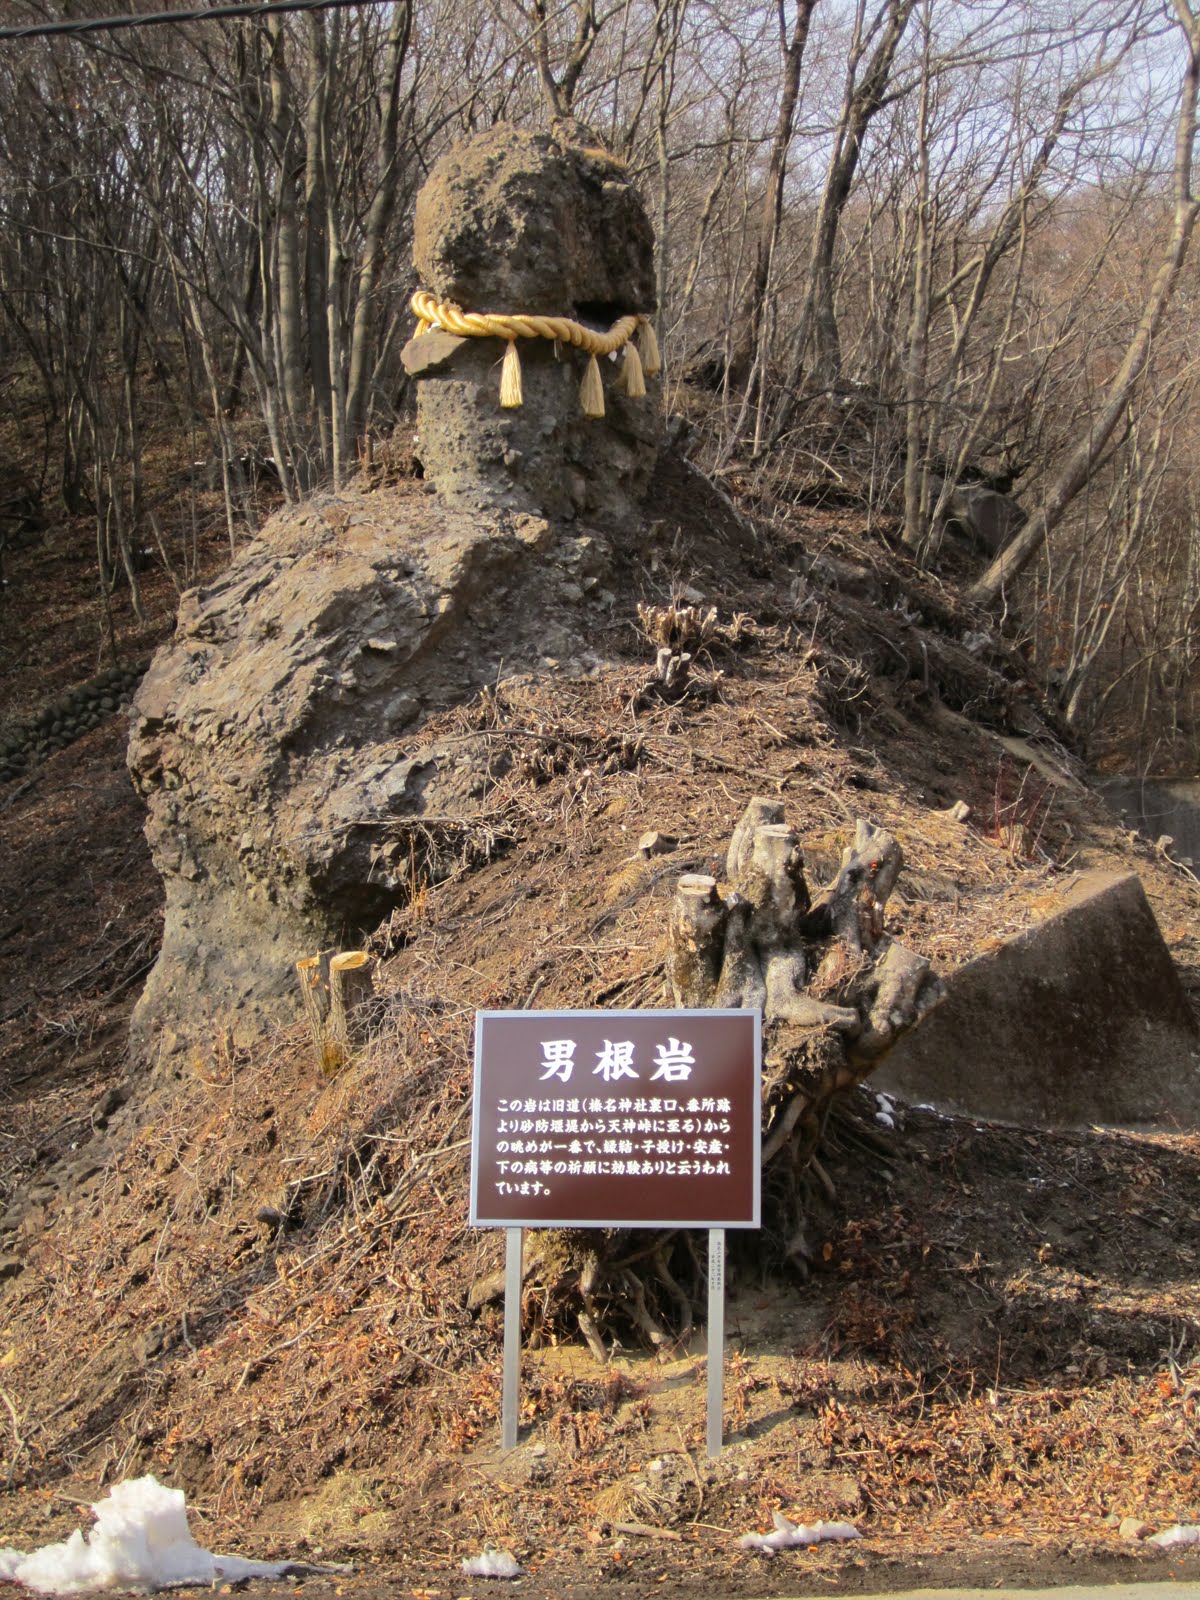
[2,0,1199,768]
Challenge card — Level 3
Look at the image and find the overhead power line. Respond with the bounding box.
[0,0,386,44]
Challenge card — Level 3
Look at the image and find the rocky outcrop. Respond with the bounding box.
[129,123,665,1058]
[127,494,618,1053]
[406,126,662,523]
[413,126,656,317]
[929,475,1026,557]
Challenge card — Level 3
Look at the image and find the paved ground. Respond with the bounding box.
[786,1588,1200,1600]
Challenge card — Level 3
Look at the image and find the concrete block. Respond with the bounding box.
[875,871,1200,1128]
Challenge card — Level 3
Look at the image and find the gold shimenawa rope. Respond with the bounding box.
[410,289,661,418]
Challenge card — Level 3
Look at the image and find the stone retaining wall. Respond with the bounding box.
[0,662,147,784]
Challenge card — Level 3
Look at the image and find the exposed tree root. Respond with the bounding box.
[468,798,943,1355]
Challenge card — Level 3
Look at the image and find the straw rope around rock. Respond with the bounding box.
[410,289,661,418]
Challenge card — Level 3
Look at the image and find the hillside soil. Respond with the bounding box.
[2,458,1199,1598]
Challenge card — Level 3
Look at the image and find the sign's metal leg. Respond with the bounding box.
[501,1225,523,1450]
[707,1226,726,1458]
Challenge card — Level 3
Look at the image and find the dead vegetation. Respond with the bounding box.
[2,456,1200,1592]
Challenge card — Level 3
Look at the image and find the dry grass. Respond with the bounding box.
[2,454,1200,1590]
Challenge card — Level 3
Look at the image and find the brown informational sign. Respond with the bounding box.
[470,1008,761,1229]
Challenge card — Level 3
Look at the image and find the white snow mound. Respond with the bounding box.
[1148,1524,1200,1548]
[0,1476,295,1594]
[738,1513,862,1552]
[460,1549,523,1578]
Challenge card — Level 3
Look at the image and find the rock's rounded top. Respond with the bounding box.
[413,124,656,317]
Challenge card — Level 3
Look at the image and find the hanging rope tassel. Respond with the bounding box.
[499,339,524,409]
[409,292,656,416]
[579,352,606,418]
[638,318,662,378]
[620,340,646,398]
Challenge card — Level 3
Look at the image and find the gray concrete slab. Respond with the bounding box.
[874,869,1200,1127]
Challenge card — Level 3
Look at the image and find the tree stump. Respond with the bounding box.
[295,949,377,1076]
[499,798,946,1359]
[668,874,727,1007]
[667,797,942,1266]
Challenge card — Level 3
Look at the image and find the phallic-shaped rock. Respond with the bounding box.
[408,125,662,522]
[128,125,677,1059]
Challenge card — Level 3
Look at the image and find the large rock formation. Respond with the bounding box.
[127,497,623,1051]
[405,126,661,523]
[128,125,662,1058]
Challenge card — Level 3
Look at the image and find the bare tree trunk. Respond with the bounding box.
[901,6,933,551]
[735,0,819,384]
[326,150,349,490]
[771,0,917,437]
[527,0,602,120]
[305,11,333,467]
[268,18,308,435]
[654,49,672,323]
[222,250,260,416]
[970,0,1200,608]
[344,0,413,447]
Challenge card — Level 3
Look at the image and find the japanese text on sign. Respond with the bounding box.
[539,1035,697,1083]
[470,1010,760,1229]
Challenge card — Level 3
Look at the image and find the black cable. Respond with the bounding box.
[0,0,385,44]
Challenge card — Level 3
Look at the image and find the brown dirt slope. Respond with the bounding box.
[1,454,1199,1597]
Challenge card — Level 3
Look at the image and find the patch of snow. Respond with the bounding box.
[738,1513,862,1553]
[1148,1524,1200,1548]
[0,1476,332,1595]
[460,1549,523,1578]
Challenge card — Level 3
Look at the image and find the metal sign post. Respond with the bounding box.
[707,1227,725,1457]
[470,1008,761,1455]
[501,1226,522,1450]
